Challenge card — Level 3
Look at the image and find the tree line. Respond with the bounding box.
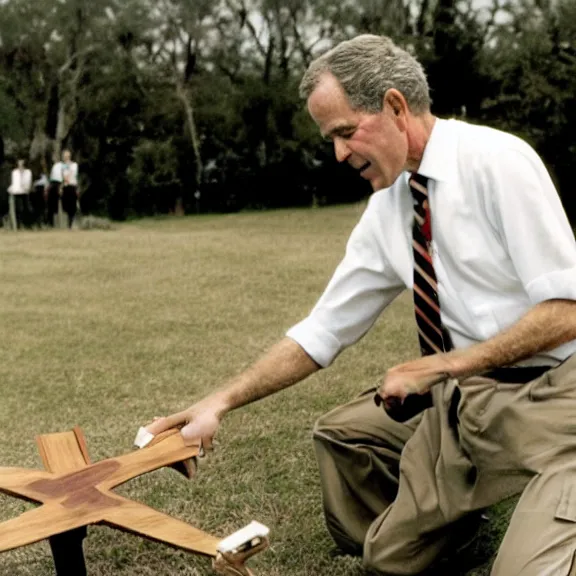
[0,0,574,220]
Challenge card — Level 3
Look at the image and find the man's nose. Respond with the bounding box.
[334,138,351,163]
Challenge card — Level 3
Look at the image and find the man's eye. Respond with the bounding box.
[323,130,354,142]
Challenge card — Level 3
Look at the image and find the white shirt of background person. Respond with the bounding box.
[62,161,78,186]
[50,161,79,185]
[8,160,32,195]
[49,161,63,183]
[50,150,79,186]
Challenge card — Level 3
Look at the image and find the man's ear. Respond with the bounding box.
[383,89,409,117]
[383,89,410,132]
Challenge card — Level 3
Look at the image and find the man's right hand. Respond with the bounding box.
[144,340,318,450]
[145,395,229,450]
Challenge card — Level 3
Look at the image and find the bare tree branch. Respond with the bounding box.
[58,45,97,77]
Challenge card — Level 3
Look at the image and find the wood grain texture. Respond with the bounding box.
[104,497,220,556]
[40,428,90,575]
[99,431,200,490]
[36,428,91,473]
[0,468,55,502]
[0,503,98,551]
[0,427,218,557]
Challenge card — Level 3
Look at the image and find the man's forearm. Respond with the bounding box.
[214,337,320,414]
[449,299,576,378]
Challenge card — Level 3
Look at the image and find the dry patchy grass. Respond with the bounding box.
[0,206,506,575]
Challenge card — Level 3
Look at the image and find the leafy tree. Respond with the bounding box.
[0,0,573,220]
[480,0,576,218]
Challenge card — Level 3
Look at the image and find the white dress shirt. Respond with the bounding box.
[50,161,78,185]
[8,168,32,195]
[287,118,576,368]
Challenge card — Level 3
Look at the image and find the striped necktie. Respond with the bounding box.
[409,173,452,356]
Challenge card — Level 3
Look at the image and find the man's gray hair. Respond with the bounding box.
[299,35,430,114]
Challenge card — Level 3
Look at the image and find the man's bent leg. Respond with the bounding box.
[313,390,421,554]
[491,467,576,576]
[458,355,576,575]
[364,382,483,575]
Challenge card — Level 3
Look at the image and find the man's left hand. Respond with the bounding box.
[376,353,461,404]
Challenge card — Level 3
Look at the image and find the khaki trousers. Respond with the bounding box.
[314,354,576,575]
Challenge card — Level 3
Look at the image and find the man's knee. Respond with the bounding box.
[363,510,450,576]
[363,543,429,576]
[312,392,380,443]
[312,406,364,458]
[363,536,444,576]
[312,409,340,442]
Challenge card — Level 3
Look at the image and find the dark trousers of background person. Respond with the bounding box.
[29,185,46,228]
[10,194,33,228]
[47,181,61,227]
[62,185,78,228]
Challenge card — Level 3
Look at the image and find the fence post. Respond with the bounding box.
[8,194,17,230]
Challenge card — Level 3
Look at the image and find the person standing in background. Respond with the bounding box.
[48,153,62,227]
[31,171,48,228]
[61,149,79,228]
[48,149,79,228]
[7,158,32,229]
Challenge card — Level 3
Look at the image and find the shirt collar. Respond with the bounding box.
[414,117,457,183]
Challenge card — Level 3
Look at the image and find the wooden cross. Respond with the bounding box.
[0,426,268,575]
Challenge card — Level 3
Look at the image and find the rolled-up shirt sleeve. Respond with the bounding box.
[486,145,576,305]
[286,199,405,367]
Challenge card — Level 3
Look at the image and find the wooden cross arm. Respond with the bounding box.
[102,497,220,557]
[0,503,88,553]
[0,492,220,556]
[0,467,55,503]
[36,426,91,473]
[98,429,200,491]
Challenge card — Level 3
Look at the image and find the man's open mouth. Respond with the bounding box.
[358,161,371,175]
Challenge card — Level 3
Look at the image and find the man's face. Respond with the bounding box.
[307,73,409,191]
[17,160,24,169]
[62,150,71,163]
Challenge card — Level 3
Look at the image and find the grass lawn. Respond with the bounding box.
[0,205,513,575]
